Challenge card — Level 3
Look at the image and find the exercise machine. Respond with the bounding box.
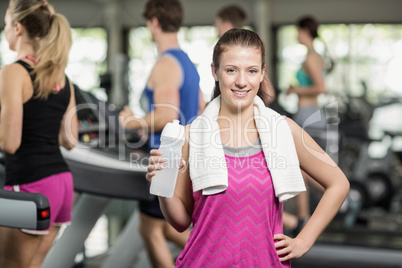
[42,86,152,268]
[0,151,51,231]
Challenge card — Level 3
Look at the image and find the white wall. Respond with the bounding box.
[1,0,401,28]
[270,0,402,24]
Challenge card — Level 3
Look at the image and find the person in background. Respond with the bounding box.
[146,28,349,267]
[284,15,332,235]
[286,15,328,131]
[0,1,78,267]
[214,4,247,38]
[119,0,204,267]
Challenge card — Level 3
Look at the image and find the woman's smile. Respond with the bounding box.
[231,89,251,98]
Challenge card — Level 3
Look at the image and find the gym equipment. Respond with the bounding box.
[42,86,152,268]
[0,151,51,231]
[0,189,50,230]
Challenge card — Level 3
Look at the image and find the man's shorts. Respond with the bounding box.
[139,197,165,219]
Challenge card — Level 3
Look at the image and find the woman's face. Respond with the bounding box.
[4,9,17,51]
[297,27,310,45]
[212,45,265,111]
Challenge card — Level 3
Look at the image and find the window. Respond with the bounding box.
[0,32,17,66]
[67,28,107,99]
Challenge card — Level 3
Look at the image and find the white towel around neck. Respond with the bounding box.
[189,95,306,202]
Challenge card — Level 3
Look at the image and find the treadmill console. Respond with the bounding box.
[74,86,146,152]
[63,86,151,200]
[74,86,107,147]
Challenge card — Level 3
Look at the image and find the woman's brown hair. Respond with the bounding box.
[297,16,319,39]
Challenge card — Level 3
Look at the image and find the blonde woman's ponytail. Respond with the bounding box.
[34,13,72,99]
[8,0,72,99]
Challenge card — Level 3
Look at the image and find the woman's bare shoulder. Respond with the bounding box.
[0,63,30,94]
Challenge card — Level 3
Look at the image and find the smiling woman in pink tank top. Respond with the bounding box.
[146,28,349,267]
[177,142,289,267]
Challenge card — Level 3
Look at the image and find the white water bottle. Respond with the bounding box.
[150,120,185,198]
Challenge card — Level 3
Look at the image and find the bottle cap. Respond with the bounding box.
[160,119,185,141]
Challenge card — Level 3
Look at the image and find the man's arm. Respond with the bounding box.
[198,90,205,115]
[120,56,182,133]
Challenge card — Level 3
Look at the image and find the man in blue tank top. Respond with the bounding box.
[119,0,204,267]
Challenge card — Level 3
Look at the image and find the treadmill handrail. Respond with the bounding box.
[0,189,49,209]
[0,189,50,230]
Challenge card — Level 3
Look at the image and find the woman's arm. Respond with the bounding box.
[59,81,78,150]
[287,53,327,96]
[0,65,26,154]
[146,124,194,232]
[275,118,349,260]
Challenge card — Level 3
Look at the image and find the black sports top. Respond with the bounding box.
[5,60,71,186]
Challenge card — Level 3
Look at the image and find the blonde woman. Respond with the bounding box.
[0,1,77,267]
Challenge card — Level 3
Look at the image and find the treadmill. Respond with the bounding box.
[42,86,153,268]
[0,151,51,231]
